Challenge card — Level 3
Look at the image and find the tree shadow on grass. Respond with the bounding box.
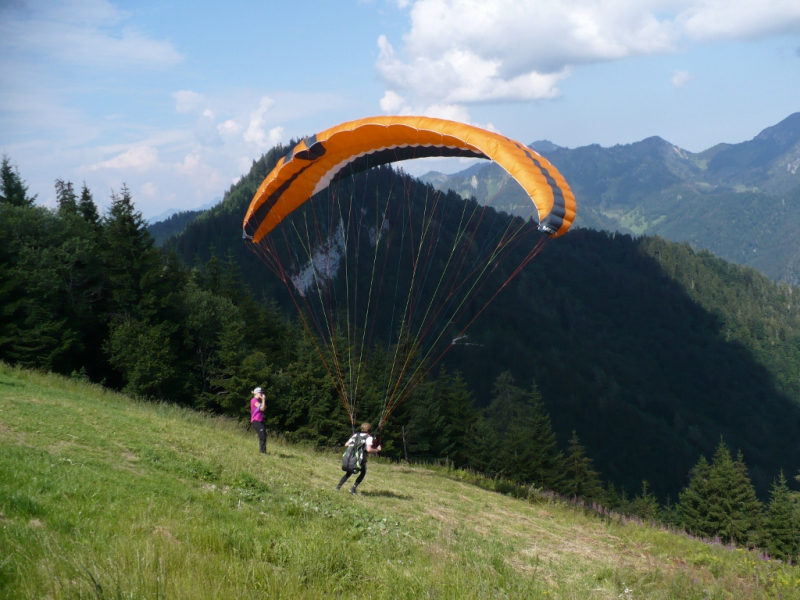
[359,490,412,500]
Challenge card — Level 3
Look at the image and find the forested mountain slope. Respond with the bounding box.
[423,112,800,282]
[147,209,205,247]
[169,145,800,499]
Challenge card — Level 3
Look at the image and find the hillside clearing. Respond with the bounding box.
[1,363,798,599]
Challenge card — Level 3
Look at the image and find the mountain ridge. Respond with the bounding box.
[423,112,800,281]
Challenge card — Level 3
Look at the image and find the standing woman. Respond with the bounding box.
[250,387,267,454]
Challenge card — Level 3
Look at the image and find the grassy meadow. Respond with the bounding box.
[1,363,799,599]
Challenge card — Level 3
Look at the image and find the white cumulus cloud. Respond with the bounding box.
[90,145,159,171]
[244,96,284,148]
[195,110,223,147]
[140,181,158,198]
[379,90,408,113]
[173,90,203,113]
[378,34,569,104]
[418,103,473,123]
[175,153,201,175]
[379,90,495,130]
[378,0,800,105]
[217,119,243,136]
[671,70,695,87]
[0,0,182,68]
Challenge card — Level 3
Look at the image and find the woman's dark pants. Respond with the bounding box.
[252,421,267,454]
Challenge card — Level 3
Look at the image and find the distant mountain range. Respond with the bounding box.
[421,113,800,283]
[147,197,221,225]
[146,197,222,247]
[147,210,207,247]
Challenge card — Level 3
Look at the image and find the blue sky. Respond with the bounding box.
[2,0,800,219]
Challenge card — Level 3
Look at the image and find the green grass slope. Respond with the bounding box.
[2,364,799,599]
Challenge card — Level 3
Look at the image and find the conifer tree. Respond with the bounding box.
[403,379,448,461]
[439,370,478,467]
[678,455,714,537]
[464,415,501,475]
[628,480,660,521]
[78,183,100,225]
[403,368,478,465]
[765,471,798,560]
[101,185,163,312]
[661,496,680,527]
[731,450,764,547]
[55,179,78,215]
[703,439,763,546]
[101,186,185,395]
[505,381,563,489]
[562,430,603,500]
[0,155,36,207]
[275,329,350,445]
[484,371,526,432]
[481,372,564,488]
[603,482,623,511]
[0,199,104,373]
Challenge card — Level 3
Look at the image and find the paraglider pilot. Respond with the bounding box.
[337,422,381,494]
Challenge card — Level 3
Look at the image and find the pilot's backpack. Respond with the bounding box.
[341,433,369,473]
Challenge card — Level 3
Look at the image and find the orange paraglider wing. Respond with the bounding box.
[242,116,576,242]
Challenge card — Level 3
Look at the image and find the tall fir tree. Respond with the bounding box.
[506,381,564,489]
[764,471,798,560]
[678,455,714,537]
[480,372,564,488]
[463,415,501,475]
[704,439,763,546]
[731,450,764,547]
[78,182,100,225]
[562,430,604,500]
[100,185,188,396]
[0,155,36,207]
[438,370,479,467]
[402,368,478,466]
[484,371,525,431]
[403,379,449,461]
[55,179,78,215]
[101,184,163,313]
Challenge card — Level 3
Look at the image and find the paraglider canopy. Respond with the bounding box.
[241,116,577,433]
[242,116,576,242]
